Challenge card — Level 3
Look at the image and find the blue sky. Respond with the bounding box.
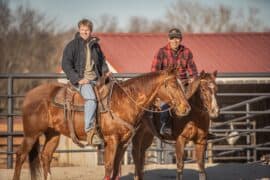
[10,0,270,31]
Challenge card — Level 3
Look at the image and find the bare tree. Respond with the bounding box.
[95,14,119,32]
[124,0,268,33]
[1,4,58,74]
[0,2,63,112]
[127,16,150,33]
[163,0,266,33]
[0,0,11,37]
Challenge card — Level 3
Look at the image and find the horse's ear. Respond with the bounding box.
[185,77,200,99]
[200,70,205,77]
[173,66,179,74]
[213,70,218,77]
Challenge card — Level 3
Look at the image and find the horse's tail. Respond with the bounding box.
[29,138,41,180]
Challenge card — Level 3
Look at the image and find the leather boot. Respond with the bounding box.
[86,128,103,146]
[160,122,172,136]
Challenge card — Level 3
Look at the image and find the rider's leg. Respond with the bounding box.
[80,83,102,145]
[80,83,96,131]
[160,103,172,135]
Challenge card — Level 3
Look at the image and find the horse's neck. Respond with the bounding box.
[111,74,163,120]
[130,74,163,100]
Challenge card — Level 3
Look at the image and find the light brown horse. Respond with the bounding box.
[12,68,191,180]
[131,71,219,180]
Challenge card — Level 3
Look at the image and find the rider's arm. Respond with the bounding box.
[151,48,164,72]
[186,50,198,79]
[62,42,81,85]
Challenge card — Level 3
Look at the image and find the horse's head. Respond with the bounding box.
[191,70,219,118]
[156,67,191,117]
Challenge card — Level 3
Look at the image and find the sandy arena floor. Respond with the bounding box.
[1,163,270,180]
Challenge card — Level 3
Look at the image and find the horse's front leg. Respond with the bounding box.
[175,135,187,180]
[111,144,127,180]
[132,128,154,180]
[103,135,118,180]
[195,141,207,180]
[132,133,144,180]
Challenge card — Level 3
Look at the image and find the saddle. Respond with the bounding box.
[52,76,114,147]
[53,83,84,111]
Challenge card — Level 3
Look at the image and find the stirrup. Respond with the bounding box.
[86,129,103,146]
[160,123,172,135]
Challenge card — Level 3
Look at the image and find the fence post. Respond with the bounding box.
[208,119,213,163]
[252,120,257,162]
[7,76,14,168]
[246,103,251,162]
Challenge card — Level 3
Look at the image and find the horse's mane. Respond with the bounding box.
[115,71,164,97]
[200,72,214,81]
[121,71,161,86]
[185,71,216,99]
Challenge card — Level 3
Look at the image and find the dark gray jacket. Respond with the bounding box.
[62,33,109,85]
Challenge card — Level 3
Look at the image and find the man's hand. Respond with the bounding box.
[188,77,195,84]
[105,71,112,77]
[78,79,89,85]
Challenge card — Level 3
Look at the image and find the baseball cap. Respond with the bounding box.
[168,28,182,39]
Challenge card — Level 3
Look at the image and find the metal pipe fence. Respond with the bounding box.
[0,73,270,168]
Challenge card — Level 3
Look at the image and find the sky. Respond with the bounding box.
[10,0,270,32]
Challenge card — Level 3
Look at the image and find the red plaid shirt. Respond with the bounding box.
[151,44,198,81]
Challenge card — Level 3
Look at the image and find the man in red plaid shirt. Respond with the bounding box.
[151,28,198,136]
[151,28,198,83]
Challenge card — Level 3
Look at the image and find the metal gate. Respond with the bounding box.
[0,73,270,168]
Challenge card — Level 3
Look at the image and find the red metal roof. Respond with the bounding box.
[94,32,270,73]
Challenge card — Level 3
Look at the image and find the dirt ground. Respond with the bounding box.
[1,163,270,180]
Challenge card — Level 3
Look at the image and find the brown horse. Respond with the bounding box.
[131,71,219,180]
[12,68,191,180]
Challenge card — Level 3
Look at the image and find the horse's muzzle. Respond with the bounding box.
[175,103,191,117]
[210,107,219,118]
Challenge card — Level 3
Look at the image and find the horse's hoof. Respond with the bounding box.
[176,172,183,180]
[103,176,120,180]
[199,172,207,180]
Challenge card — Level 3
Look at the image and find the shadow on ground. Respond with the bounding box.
[121,163,270,180]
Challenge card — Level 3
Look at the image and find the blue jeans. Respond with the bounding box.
[79,83,97,132]
[160,103,170,124]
